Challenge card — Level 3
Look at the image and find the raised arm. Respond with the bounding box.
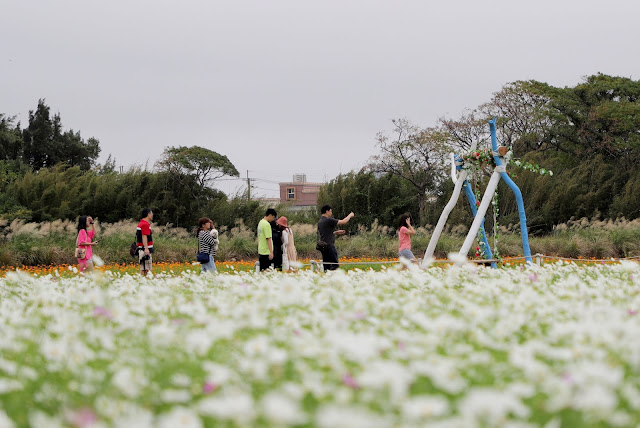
[336,212,355,226]
[405,218,416,235]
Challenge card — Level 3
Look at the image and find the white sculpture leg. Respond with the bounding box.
[459,170,501,257]
[423,170,467,263]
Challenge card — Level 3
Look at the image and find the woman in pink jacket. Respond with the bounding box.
[76,215,98,272]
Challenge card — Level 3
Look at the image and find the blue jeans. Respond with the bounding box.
[201,258,217,273]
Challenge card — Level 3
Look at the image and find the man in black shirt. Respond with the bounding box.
[270,219,284,271]
[317,204,354,271]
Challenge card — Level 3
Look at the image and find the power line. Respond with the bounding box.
[252,178,282,184]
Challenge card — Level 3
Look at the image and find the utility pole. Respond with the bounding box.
[247,170,251,200]
[247,170,255,201]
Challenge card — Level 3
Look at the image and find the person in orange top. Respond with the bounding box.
[398,214,417,261]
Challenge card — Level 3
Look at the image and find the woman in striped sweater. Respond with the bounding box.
[197,217,218,274]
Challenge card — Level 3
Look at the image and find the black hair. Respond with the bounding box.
[265,208,277,217]
[196,217,213,237]
[399,214,411,229]
[321,205,332,214]
[141,208,152,219]
[77,215,88,232]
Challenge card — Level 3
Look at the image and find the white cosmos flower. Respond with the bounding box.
[572,384,618,416]
[421,256,435,268]
[4,261,640,426]
[620,384,640,410]
[618,260,638,272]
[171,373,192,388]
[198,392,255,424]
[402,395,450,420]
[156,407,202,428]
[447,252,468,265]
[202,362,233,385]
[112,367,147,399]
[357,361,413,403]
[184,329,214,356]
[28,411,63,428]
[148,324,177,348]
[161,389,191,403]
[113,408,153,428]
[0,358,17,376]
[0,409,16,428]
[458,388,530,425]
[316,405,389,428]
[260,392,306,425]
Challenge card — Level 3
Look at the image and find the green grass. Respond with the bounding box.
[2,220,640,267]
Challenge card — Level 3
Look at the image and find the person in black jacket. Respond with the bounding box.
[270,218,284,271]
[317,205,354,271]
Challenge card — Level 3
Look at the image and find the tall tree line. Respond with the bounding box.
[0,100,257,229]
[3,74,640,233]
[319,74,640,231]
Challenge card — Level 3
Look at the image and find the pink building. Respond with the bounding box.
[279,174,322,208]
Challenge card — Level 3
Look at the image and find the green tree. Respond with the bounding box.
[21,99,100,171]
[317,170,417,230]
[521,74,640,165]
[369,119,448,225]
[156,146,239,210]
[157,146,239,188]
[0,114,24,161]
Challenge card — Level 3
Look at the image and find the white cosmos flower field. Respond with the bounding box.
[0,261,639,427]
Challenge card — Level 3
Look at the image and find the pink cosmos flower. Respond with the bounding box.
[69,408,97,428]
[203,381,218,394]
[92,306,113,320]
[628,309,638,316]
[342,373,359,389]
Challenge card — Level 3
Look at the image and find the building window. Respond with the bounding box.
[287,187,295,200]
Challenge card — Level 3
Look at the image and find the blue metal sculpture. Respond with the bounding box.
[423,141,496,268]
[458,118,532,264]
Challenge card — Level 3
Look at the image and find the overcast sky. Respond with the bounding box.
[2,0,639,198]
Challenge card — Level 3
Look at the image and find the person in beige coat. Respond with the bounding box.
[276,216,297,271]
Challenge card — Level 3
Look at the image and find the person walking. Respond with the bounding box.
[258,208,277,271]
[196,217,218,273]
[277,216,297,271]
[398,214,417,261]
[76,215,98,272]
[317,205,354,271]
[136,208,154,276]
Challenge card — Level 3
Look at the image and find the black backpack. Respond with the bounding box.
[129,241,138,257]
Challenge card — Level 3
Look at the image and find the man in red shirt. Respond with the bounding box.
[136,208,154,276]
